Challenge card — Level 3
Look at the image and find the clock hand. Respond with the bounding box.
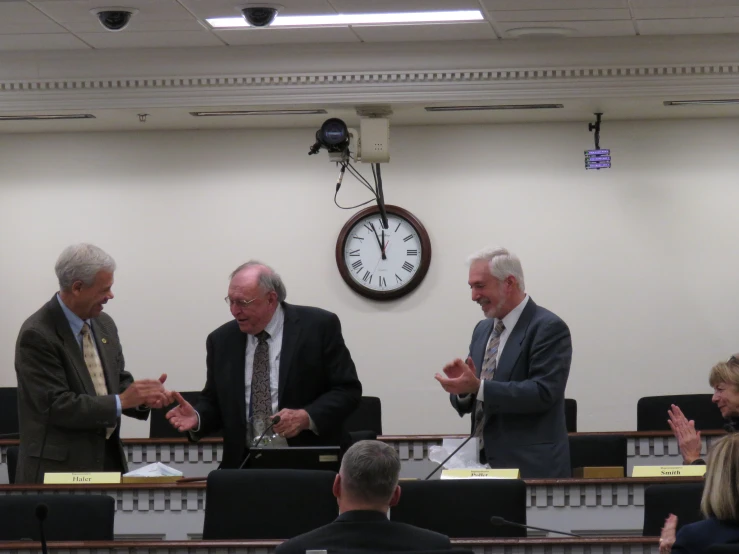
[370,222,387,260]
[381,228,386,257]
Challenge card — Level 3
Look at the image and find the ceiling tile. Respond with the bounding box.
[62,19,207,33]
[634,7,739,18]
[498,19,636,37]
[637,17,739,34]
[214,26,360,45]
[328,0,482,12]
[30,0,196,23]
[0,32,89,50]
[352,21,497,42]
[76,30,224,48]
[482,0,628,10]
[178,0,335,19]
[630,0,739,7]
[490,9,631,22]
[0,2,66,33]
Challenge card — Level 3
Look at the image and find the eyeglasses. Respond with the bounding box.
[224,296,259,309]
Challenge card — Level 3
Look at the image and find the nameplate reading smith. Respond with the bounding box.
[631,466,706,478]
[441,468,520,479]
[44,472,122,484]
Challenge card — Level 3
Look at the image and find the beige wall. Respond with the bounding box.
[1,119,737,437]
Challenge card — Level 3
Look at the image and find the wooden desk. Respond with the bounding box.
[0,431,725,484]
[0,478,703,539]
[0,537,661,554]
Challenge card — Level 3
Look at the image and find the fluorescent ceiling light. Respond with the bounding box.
[207,10,484,28]
[190,109,327,117]
[664,99,739,106]
[425,104,564,111]
[0,114,95,121]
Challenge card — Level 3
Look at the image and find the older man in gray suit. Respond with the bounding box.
[435,247,572,478]
[14,244,171,483]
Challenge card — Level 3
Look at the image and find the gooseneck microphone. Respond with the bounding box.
[490,516,582,538]
[34,392,55,484]
[36,503,49,554]
[424,434,476,480]
[238,415,282,470]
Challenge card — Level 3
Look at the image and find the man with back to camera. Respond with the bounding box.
[435,247,573,478]
[276,440,451,554]
[165,261,362,468]
[14,243,172,483]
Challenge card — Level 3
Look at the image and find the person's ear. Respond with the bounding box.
[388,485,401,507]
[71,280,84,295]
[332,474,341,500]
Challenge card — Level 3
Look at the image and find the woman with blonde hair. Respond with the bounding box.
[659,433,739,554]
[668,355,739,465]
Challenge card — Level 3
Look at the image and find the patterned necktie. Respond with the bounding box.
[250,330,272,441]
[473,320,505,437]
[81,323,115,439]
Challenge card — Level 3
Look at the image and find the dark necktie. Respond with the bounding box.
[250,330,272,440]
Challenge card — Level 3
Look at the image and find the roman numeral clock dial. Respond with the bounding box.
[336,205,432,300]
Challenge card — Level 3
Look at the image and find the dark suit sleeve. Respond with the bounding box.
[302,312,362,435]
[16,328,118,429]
[450,320,486,417]
[671,524,701,554]
[483,316,572,415]
[105,319,149,422]
[191,332,224,438]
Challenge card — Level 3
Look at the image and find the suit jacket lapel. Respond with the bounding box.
[91,319,117,394]
[495,298,537,382]
[472,319,494,378]
[278,303,301,404]
[229,326,248,427]
[48,297,97,396]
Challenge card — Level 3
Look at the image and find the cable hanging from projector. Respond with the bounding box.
[308,116,390,228]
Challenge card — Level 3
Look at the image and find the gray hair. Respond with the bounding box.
[467,247,525,292]
[55,244,116,291]
[340,440,400,505]
[229,260,287,302]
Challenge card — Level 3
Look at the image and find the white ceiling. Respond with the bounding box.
[4,0,739,51]
[1,0,739,131]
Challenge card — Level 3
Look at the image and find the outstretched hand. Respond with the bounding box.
[166,391,199,432]
[435,357,480,395]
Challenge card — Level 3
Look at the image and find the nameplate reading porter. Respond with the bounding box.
[441,468,520,479]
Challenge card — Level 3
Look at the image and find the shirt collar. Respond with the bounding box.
[259,302,284,339]
[496,294,530,333]
[56,293,90,338]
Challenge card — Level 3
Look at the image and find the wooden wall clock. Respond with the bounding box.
[335,205,431,300]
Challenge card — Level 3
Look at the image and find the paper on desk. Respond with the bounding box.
[428,437,487,470]
[123,462,183,477]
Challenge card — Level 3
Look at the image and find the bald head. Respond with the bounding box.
[227,261,285,335]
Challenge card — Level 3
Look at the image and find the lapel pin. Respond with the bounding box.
[102,338,107,344]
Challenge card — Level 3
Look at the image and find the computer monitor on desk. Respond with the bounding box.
[250,446,342,472]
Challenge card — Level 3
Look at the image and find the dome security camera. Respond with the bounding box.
[241,4,281,27]
[91,8,138,32]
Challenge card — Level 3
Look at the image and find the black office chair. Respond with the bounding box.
[708,546,739,554]
[565,398,577,432]
[344,396,382,435]
[390,479,526,538]
[637,394,724,431]
[149,391,222,438]
[0,387,18,436]
[569,434,627,471]
[0,494,114,540]
[643,483,705,536]
[6,445,18,484]
[203,469,338,539]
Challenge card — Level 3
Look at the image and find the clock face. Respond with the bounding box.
[336,205,431,300]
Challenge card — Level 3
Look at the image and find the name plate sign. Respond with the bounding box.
[44,472,121,484]
[441,468,520,479]
[632,465,706,478]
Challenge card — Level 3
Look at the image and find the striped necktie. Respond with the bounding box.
[473,320,505,437]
